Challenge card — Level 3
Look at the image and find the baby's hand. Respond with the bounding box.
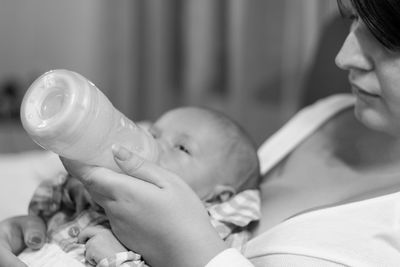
[78,225,127,265]
[63,176,96,215]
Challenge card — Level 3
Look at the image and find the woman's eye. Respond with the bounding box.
[349,13,359,21]
[177,144,190,155]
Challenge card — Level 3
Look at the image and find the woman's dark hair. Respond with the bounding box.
[338,0,400,51]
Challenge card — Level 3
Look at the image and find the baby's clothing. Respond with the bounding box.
[22,173,260,267]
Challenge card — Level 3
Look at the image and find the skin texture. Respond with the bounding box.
[149,107,238,200]
[88,7,400,265]
[78,225,127,265]
[61,151,228,267]
[4,1,400,266]
[0,107,255,266]
[335,4,400,136]
[0,216,45,267]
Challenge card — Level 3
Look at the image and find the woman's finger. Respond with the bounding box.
[59,157,98,187]
[61,151,168,200]
[0,215,46,267]
[0,216,46,251]
[20,216,46,250]
[60,157,129,198]
[112,144,177,188]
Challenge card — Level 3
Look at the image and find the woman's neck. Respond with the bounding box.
[329,110,400,172]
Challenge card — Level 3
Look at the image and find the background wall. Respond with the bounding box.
[0,0,349,152]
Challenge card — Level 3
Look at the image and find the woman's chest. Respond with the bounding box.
[255,145,354,234]
[254,115,400,235]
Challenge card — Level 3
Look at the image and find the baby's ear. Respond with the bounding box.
[212,185,236,203]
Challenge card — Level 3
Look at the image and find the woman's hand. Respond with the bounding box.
[61,145,227,267]
[0,215,46,267]
[78,225,127,265]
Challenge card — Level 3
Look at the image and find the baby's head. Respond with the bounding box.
[150,107,260,202]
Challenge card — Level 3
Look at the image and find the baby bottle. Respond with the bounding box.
[20,69,158,172]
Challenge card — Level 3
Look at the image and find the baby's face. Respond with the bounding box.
[149,108,229,200]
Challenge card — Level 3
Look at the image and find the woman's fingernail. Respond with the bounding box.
[112,144,132,161]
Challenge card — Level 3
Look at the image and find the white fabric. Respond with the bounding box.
[19,243,85,267]
[245,191,400,267]
[205,248,253,267]
[207,94,400,266]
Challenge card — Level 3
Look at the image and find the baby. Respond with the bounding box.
[18,107,260,267]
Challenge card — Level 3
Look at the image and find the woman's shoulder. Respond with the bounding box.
[301,93,358,146]
[258,94,355,175]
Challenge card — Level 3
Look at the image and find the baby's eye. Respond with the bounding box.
[176,144,190,155]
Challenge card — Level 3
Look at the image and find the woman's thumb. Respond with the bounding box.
[112,144,145,174]
[20,216,46,250]
[112,144,167,188]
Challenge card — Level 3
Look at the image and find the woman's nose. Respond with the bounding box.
[335,31,372,72]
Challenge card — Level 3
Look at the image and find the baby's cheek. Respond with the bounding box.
[157,154,186,177]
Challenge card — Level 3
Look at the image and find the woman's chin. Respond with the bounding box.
[354,105,400,136]
[354,104,384,131]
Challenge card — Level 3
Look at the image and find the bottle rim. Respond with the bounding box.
[20,69,92,148]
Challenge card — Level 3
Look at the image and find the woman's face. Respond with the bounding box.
[335,3,400,136]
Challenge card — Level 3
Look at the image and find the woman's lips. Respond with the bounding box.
[351,84,379,98]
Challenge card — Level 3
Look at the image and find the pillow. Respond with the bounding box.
[0,150,66,221]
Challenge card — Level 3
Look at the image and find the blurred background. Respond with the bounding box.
[0,0,350,152]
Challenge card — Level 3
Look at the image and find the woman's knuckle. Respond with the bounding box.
[80,168,99,187]
[123,158,145,175]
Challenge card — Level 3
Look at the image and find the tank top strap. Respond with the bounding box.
[257,94,355,175]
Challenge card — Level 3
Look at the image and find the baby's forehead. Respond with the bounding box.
[162,107,214,119]
[157,107,233,144]
[157,107,223,129]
